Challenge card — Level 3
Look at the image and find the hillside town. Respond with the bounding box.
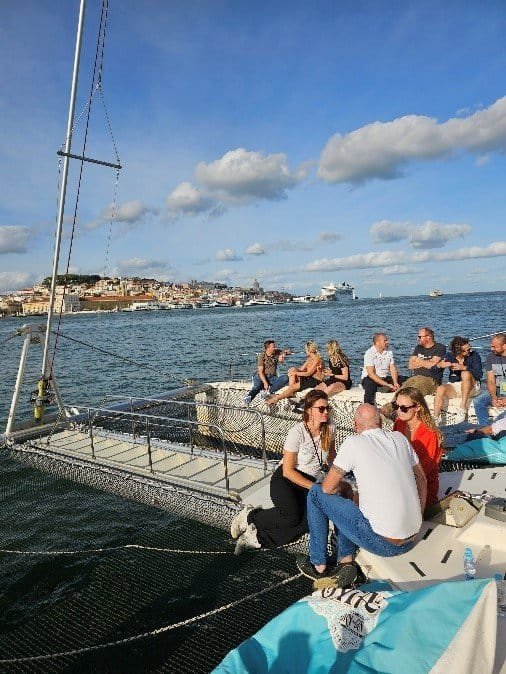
[0,276,295,316]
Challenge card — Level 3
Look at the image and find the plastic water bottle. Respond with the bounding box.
[495,574,506,618]
[463,547,476,580]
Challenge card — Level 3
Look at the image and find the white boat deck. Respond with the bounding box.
[28,428,272,501]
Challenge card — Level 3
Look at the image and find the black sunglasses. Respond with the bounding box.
[392,402,417,413]
[312,405,329,413]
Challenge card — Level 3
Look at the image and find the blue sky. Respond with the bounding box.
[1,0,505,297]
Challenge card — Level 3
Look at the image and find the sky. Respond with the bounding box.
[1,0,505,298]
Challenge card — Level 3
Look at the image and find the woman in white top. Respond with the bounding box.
[231,390,336,554]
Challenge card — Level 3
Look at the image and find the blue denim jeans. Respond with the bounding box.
[248,373,289,400]
[473,390,492,426]
[307,484,416,565]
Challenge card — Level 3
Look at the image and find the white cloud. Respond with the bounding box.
[0,226,30,253]
[0,270,35,291]
[195,148,303,203]
[85,200,156,231]
[409,221,471,249]
[370,219,471,249]
[215,248,242,261]
[305,241,506,272]
[370,220,412,243]
[382,265,410,275]
[245,243,265,256]
[165,181,217,219]
[318,96,506,185]
[117,257,168,275]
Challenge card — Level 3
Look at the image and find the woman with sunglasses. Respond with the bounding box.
[433,336,483,424]
[231,390,336,554]
[392,386,443,510]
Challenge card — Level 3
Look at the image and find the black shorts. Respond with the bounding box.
[299,376,321,391]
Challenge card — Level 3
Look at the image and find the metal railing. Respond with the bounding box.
[98,394,269,472]
[72,405,233,494]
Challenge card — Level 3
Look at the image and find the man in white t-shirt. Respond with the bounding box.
[361,333,403,404]
[300,404,426,579]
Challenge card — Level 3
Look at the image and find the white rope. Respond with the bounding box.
[0,572,303,664]
[0,543,231,556]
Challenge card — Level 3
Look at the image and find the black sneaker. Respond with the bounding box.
[333,561,367,588]
[296,554,336,580]
[292,402,304,414]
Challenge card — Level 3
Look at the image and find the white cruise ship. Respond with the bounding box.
[321,281,355,300]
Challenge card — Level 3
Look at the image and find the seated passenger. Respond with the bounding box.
[473,333,506,425]
[361,332,402,405]
[231,390,335,553]
[445,412,506,464]
[392,386,443,511]
[243,340,291,404]
[297,404,426,580]
[433,336,483,424]
[316,339,352,396]
[266,341,324,405]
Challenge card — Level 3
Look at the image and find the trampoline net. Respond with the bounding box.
[0,449,309,674]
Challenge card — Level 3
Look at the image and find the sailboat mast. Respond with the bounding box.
[41,0,87,379]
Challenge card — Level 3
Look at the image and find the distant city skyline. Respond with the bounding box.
[1,1,505,298]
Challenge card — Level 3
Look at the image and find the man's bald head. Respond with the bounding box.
[354,404,382,432]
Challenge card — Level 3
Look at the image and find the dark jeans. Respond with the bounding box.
[249,465,315,548]
[361,375,405,404]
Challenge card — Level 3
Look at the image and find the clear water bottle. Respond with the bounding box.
[495,574,506,618]
[463,547,476,580]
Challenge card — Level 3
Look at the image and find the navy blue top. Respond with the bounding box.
[444,349,483,383]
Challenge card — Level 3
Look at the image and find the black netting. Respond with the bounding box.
[0,450,311,674]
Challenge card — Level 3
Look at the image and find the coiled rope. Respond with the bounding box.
[0,572,303,664]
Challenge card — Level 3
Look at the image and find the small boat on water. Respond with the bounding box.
[429,289,443,297]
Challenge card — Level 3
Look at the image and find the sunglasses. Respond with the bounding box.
[312,405,329,413]
[392,402,417,413]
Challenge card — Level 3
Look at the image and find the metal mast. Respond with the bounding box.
[41,0,87,379]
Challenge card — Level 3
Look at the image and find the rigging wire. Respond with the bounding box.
[49,0,120,382]
[50,330,195,382]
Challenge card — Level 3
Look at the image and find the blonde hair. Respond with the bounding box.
[394,386,443,444]
[327,339,349,369]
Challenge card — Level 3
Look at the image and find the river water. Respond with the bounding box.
[0,292,504,672]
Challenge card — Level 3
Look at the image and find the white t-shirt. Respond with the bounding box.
[334,428,422,539]
[361,346,395,379]
[283,422,334,478]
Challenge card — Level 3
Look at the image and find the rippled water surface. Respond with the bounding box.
[0,292,504,672]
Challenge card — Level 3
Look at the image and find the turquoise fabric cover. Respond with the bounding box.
[212,579,492,674]
[446,435,506,463]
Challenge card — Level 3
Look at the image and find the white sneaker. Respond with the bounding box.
[230,506,254,540]
[454,409,467,424]
[243,394,252,405]
[258,390,270,400]
[234,523,261,555]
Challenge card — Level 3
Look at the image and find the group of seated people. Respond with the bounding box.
[232,331,505,584]
[245,330,505,426]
